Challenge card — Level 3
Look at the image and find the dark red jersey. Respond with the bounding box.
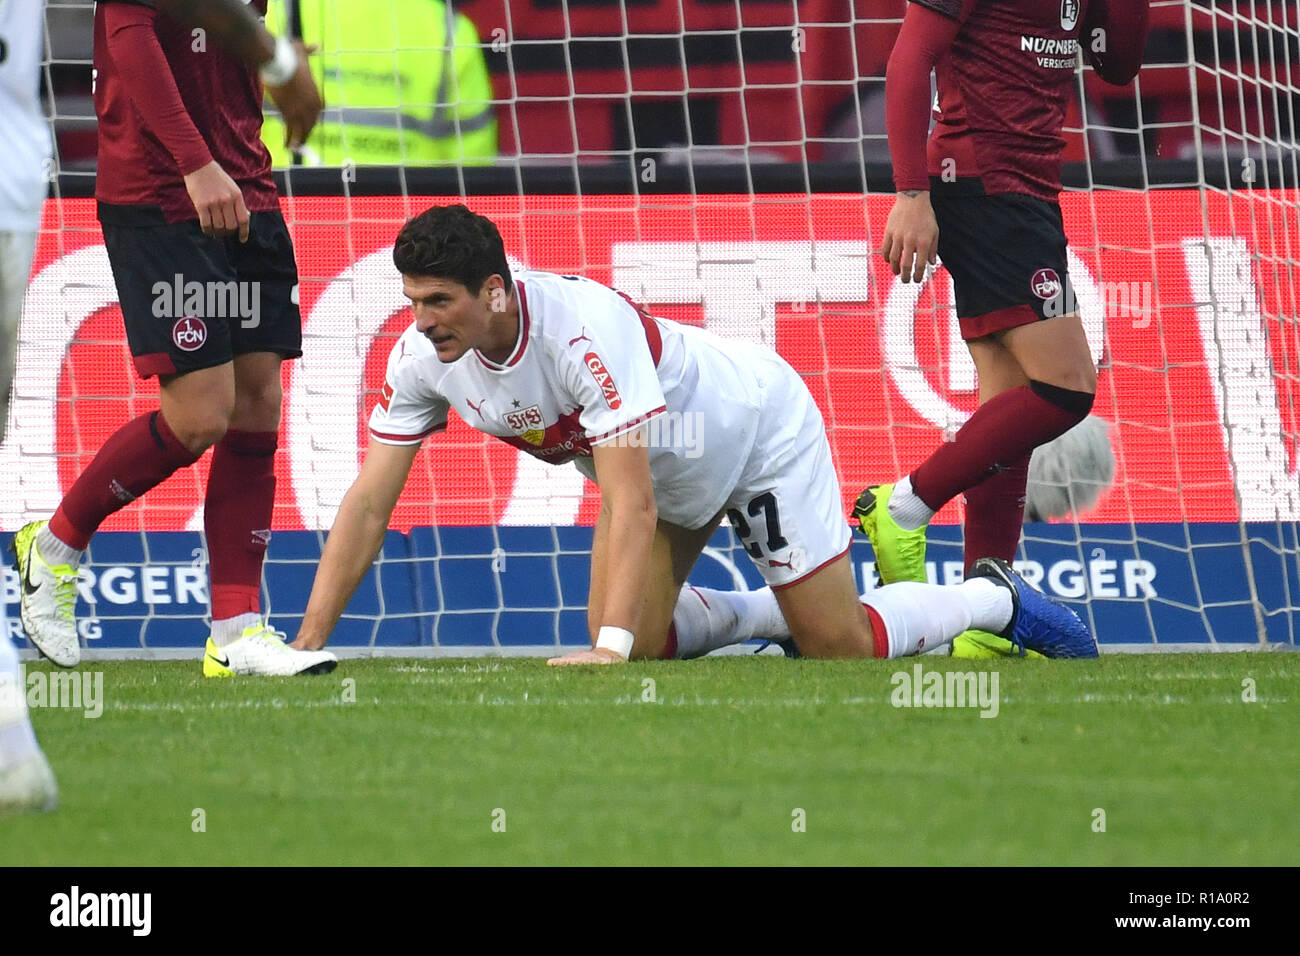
[891,0,1090,199]
[94,0,279,223]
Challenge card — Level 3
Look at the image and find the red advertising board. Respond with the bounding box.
[7,191,1297,533]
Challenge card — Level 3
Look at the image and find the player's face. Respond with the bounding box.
[403,274,501,363]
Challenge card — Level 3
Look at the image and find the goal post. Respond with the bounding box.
[5,0,1296,655]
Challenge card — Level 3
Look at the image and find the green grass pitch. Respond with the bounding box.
[3,654,1296,866]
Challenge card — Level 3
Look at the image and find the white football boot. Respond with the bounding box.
[0,751,58,815]
[11,521,81,668]
[203,622,338,678]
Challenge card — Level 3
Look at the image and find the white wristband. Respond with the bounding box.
[595,626,634,660]
[259,35,299,87]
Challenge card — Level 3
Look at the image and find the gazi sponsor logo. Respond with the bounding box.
[584,352,622,409]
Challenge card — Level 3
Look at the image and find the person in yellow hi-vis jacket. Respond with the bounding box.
[262,0,497,166]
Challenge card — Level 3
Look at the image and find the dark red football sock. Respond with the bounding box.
[962,453,1030,574]
[910,383,1090,512]
[205,429,277,621]
[50,411,199,550]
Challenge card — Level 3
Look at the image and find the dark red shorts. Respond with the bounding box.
[930,177,1074,341]
[99,202,303,378]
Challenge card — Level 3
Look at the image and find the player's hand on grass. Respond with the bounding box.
[266,42,323,151]
[184,161,251,242]
[546,647,628,666]
[290,633,327,652]
[881,190,939,283]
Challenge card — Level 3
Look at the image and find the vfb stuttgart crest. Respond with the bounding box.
[505,403,546,446]
[1060,0,1080,31]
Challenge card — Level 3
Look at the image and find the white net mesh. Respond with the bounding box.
[4,0,1297,652]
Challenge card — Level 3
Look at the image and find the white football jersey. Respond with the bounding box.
[370,270,774,529]
[0,0,52,232]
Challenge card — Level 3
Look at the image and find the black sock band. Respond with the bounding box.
[148,411,167,452]
[1028,379,1094,417]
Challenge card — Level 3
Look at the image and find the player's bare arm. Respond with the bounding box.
[880,2,963,283]
[292,439,420,650]
[548,436,658,666]
[881,191,939,284]
[156,0,275,64]
[157,0,323,154]
[264,40,324,150]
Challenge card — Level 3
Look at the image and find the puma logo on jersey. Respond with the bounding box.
[583,352,622,410]
[568,327,592,347]
[466,397,486,419]
[769,548,807,573]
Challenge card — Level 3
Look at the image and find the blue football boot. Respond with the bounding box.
[967,557,1099,659]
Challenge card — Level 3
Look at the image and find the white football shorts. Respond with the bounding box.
[722,349,851,590]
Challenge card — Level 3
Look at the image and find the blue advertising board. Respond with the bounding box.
[3,523,1297,652]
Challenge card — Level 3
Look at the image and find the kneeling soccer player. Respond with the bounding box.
[291,205,1097,663]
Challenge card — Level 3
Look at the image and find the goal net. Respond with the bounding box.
[5,0,1297,654]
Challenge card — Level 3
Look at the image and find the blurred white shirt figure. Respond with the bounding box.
[0,0,57,815]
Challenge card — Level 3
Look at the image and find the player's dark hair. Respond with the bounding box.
[393,204,513,295]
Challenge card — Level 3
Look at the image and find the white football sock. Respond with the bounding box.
[960,577,1015,634]
[887,474,936,532]
[211,612,262,648]
[861,577,1012,658]
[671,586,790,659]
[36,524,83,568]
[0,602,41,769]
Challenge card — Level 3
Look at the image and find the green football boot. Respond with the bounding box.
[951,629,1047,660]
[850,483,928,585]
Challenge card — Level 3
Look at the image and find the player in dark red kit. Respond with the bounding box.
[854,0,1148,656]
[12,0,337,677]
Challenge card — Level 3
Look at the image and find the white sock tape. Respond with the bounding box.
[259,35,299,87]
